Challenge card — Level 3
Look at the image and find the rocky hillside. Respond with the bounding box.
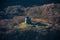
[0,3,60,40]
[26,3,60,22]
[0,3,60,29]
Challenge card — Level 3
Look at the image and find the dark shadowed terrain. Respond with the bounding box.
[0,3,60,40]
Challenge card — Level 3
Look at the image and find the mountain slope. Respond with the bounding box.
[0,3,60,30]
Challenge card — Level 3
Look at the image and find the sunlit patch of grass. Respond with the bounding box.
[14,21,50,31]
[20,22,28,29]
[14,22,32,30]
[32,18,49,23]
[15,22,28,29]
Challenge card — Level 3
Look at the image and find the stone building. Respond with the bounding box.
[25,17,32,24]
